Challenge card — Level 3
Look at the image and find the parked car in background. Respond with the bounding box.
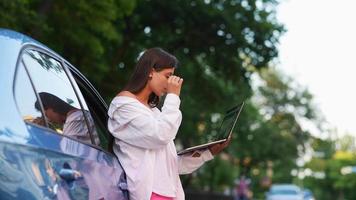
[0,29,128,199]
[266,184,304,200]
[302,188,315,200]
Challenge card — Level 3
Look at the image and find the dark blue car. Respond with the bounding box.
[0,29,129,200]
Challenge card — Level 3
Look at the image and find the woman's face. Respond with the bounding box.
[44,108,65,125]
[149,68,175,96]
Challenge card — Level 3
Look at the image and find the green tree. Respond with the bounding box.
[0,0,136,83]
[304,135,356,200]
[104,1,287,192]
[2,0,320,197]
[184,67,320,198]
[252,68,319,177]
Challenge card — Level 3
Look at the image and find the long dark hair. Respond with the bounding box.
[124,47,179,107]
[35,92,76,115]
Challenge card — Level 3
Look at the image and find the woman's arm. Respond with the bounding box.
[177,137,231,174]
[177,149,214,174]
[109,94,182,149]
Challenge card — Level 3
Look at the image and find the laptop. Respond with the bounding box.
[177,101,244,155]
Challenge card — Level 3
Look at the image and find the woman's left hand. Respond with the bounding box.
[208,136,232,156]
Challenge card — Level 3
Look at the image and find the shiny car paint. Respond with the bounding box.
[0,29,128,200]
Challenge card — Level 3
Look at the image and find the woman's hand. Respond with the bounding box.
[208,136,231,156]
[167,75,183,96]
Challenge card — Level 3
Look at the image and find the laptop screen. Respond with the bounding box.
[216,103,243,140]
[177,101,244,155]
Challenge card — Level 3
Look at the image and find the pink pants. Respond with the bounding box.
[150,192,173,200]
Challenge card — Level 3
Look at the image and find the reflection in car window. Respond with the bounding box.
[69,68,112,151]
[19,49,100,145]
[14,61,45,126]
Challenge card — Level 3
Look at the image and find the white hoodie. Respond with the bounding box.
[108,93,213,200]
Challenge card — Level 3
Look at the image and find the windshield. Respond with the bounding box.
[270,189,298,195]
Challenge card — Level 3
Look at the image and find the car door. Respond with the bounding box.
[13,46,128,200]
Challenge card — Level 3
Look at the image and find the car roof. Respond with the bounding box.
[0,28,55,54]
[0,28,108,108]
[0,28,62,80]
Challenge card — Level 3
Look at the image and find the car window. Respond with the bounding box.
[16,49,100,145]
[14,61,47,126]
[68,67,113,151]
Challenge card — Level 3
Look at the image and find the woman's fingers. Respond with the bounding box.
[169,76,183,85]
[167,75,183,95]
[178,77,183,84]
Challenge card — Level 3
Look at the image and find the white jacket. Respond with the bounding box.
[108,93,213,200]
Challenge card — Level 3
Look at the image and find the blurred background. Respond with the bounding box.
[1,0,355,199]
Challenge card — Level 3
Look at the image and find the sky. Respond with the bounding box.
[276,0,356,137]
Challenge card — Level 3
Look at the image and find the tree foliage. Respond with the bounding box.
[0,0,326,197]
[303,136,356,200]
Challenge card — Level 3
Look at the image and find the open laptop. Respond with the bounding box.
[177,101,244,155]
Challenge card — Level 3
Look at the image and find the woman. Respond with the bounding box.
[108,48,230,200]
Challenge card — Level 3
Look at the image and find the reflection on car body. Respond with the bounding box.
[0,28,128,199]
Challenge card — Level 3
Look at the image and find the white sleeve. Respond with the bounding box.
[63,111,88,137]
[110,94,182,149]
[178,149,214,175]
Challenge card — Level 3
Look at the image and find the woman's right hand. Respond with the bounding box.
[208,136,231,156]
[167,75,183,96]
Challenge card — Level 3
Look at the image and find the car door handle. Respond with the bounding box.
[59,168,82,182]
